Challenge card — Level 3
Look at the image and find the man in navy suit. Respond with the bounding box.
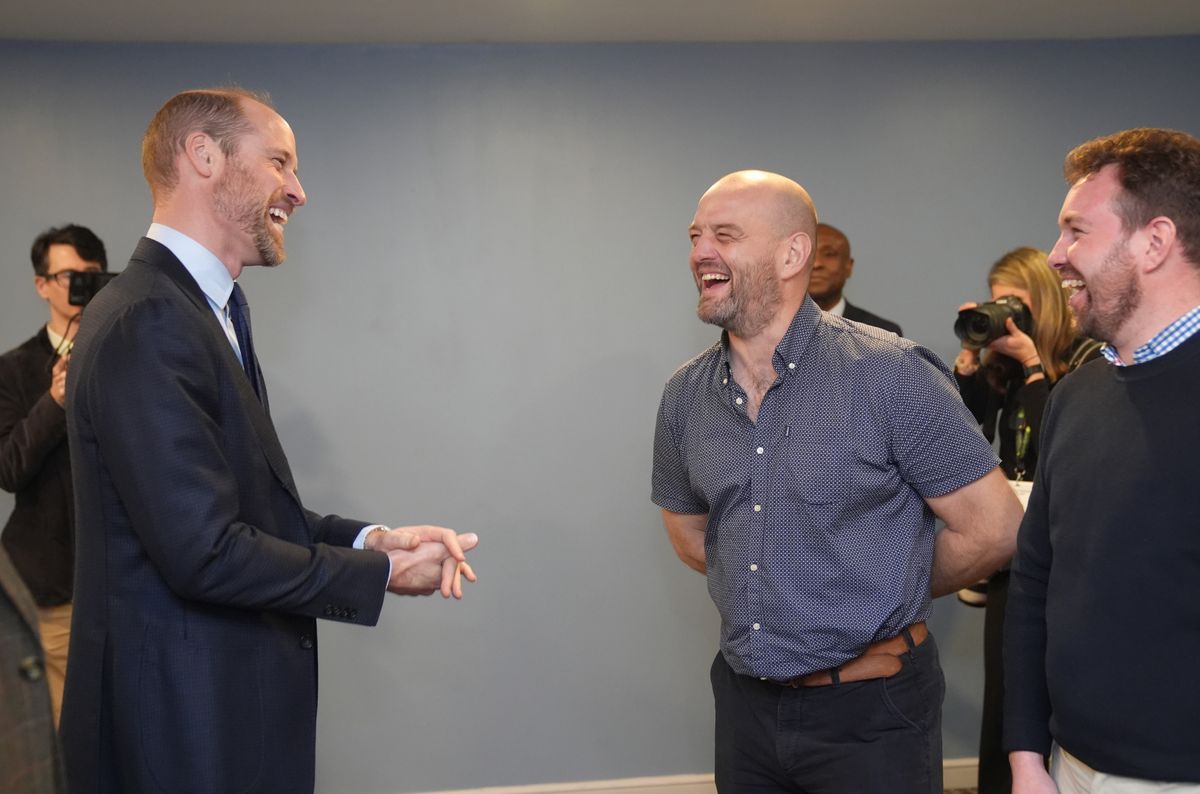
[61,88,478,794]
[812,223,903,335]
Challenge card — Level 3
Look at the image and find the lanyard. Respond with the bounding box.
[1012,406,1031,482]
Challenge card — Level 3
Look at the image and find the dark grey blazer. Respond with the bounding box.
[0,546,65,794]
[61,238,390,794]
[0,327,75,606]
[843,301,903,336]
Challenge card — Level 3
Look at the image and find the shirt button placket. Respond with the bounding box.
[749,426,770,652]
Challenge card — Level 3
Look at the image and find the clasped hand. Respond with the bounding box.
[365,525,479,599]
[49,354,69,407]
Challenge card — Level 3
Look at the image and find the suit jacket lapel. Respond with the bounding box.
[130,238,300,504]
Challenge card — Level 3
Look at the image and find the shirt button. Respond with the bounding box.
[750,564,758,571]
[735,397,743,406]
[299,634,315,650]
[788,362,796,370]
[19,655,44,682]
[752,623,761,631]
[722,377,728,385]
[756,447,764,454]
[753,504,762,512]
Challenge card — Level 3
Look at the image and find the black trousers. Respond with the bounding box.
[978,570,1012,794]
[711,635,944,794]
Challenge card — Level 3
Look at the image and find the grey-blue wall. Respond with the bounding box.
[2,37,1197,792]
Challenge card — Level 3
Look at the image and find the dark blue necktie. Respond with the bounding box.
[228,283,264,404]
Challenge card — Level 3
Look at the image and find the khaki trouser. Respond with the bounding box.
[36,601,72,728]
[1053,745,1200,794]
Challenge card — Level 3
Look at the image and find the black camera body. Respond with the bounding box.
[68,271,118,307]
[954,295,1033,348]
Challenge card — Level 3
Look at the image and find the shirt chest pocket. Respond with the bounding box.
[779,426,853,506]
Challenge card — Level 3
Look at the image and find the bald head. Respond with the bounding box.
[701,170,818,251]
[688,170,819,339]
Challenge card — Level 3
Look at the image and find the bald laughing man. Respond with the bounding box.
[652,170,1021,793]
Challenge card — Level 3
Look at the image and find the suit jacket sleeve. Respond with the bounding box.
[0,351,66,494]
[77,291,389,624]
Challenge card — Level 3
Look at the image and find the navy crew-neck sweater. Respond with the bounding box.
[1004,329,1200,781]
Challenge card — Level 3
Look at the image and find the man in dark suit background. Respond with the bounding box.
[61,88,478,793]
[0,545,65,794]
[1,224,106,729]
[812,222,904,335]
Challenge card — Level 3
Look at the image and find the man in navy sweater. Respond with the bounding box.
[1005,128,1200,793]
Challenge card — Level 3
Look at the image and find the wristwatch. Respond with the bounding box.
[1022,362,1044,378]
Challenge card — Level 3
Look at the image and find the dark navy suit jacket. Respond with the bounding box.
[61,238,389,793]
[843,301,903,336]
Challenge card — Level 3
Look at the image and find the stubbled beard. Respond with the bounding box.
[214,158,284,267]
[697,255,781,338]
[1076,239,1141,344]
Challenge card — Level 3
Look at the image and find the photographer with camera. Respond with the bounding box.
[952,246,1100,794]
[0,224,107,729]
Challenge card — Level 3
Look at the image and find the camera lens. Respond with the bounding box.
[965,315,991,344]
[953,295,1033,348]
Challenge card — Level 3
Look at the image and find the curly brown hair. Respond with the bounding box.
[1064,128,1200,265]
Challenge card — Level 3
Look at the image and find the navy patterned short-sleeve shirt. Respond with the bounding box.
[652,297,998,680]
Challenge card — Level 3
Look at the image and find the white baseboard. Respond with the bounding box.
[414,775,715,794]
[415,758,980,794]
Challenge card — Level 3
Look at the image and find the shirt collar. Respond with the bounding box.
[1100,304,1200,366]
[716,297,822,384]
[147,223,235,311]
[45,324,70,354]
[826,296,847,317]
